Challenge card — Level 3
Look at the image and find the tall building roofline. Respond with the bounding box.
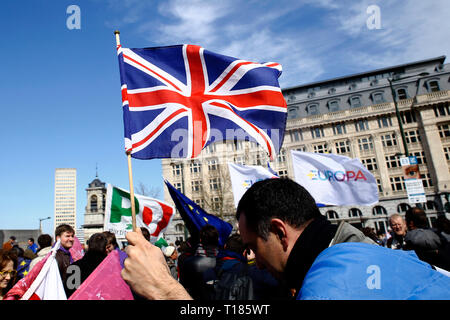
[282,56,446,91]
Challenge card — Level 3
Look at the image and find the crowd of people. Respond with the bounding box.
[2,178,450,300]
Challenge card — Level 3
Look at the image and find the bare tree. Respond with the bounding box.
[135,182,161,198]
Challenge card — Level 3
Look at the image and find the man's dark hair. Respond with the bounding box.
[224,233,246,255]
[199,225,219,247]
[87,233,108,254]
[405,207,429,229]
[37,234,52,248]
[236,178,322,240]
[140,227,151,242]
[28,238,34,243]
[103,231,119,249]
[55,224,75,238]
[10,236,16,241]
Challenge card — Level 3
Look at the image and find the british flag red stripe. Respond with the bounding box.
[117,44,287,160]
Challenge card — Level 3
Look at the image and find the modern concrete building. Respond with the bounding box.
[54,168,77,232]
[162,56,450,243]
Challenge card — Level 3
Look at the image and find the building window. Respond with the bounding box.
[372,206,387,215]
[401,110,417,124]
[211,197,221,211]
[377,116,393,128]
[332,122,346,135]
[328,88,336,94]
[288,106,298,118]
[208,158,218,171]
[191,180,202,193]
[385,155,401,168]
[350,96,362,108]
[209,178,221,191]
[172,164,182,177]
[311,126,324,139]
[381,133,398,147]
[190,162,202,174]
[277,149,286,163]
[427,80,440,92]
[326,210,339,219]
[290,129,303,142]
[438,123,450,138]
[444,146,450,160]
[335,140,350,154]
[90,195,97,212]
[328,100,339,112]
[396,88,408,100]
[397,203,411,214]
[371,92,385,104]
[296,146,306,152]
[313,143,328,153]
[434,104,450,117]
[194,199,205,207]
[361,158,378,171]
[377,179,383,192]
[349,208,362,217]
[355,119,369,132]
[390,176,405,191]
[205,143,217,154]
[421,173,433,188]
[411,151,427,164]
[306,104,319,115]
[174,182,182,192]
[358,137,373,151]
[405,130,421,144]
[278,170,288,178]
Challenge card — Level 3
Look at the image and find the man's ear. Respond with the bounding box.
[270,218,289,251]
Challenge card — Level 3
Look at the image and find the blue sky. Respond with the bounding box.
[1,0,449,236]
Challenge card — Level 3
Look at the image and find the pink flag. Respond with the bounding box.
[69,249,134,300]
[70,236,84,262]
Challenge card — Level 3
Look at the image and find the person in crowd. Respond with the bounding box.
[121,178,450,300]
[387,214,407,249]
[2,236,16,251]
[360,227,382,245]
[12,246,36,280]
[404,207,450,270]
[177,225,220,299]
[140,227,151,242]
[0,249,18,300]
[29,234,53,271]
[27,238,38,254]
[54,224,75,286]
[435,215,450,245]
[163,245,178,280]
[64,233,108,298]
[103,231,120,254]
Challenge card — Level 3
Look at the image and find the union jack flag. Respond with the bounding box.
[116,44,287,160]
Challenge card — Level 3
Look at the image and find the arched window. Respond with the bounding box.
[372,206,387,215]
[288,106,298,119]
[396,88,408,100]
[426,200,436,211]
[326,210,339,219]
[426,79,440,92]
[306,103,319,115]
[397,203,411,213]
[90,195,98,212]
[175,223,184,232]
[371,91,385,104]
[349,95,362,108]
[327,99,340,112]
[349,208,362,217]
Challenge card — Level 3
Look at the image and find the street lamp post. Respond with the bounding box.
[387,72,429,157]
[39,216,51,234]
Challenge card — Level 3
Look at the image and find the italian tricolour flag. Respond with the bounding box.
[104,184,175,242]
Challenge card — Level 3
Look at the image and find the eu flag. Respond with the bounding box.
[164,180,233,247]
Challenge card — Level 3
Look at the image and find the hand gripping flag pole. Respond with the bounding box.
[115,30,137,232]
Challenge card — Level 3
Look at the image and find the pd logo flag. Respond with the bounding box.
[291,150,378,206]
[104,184,175,242]
[228,162,278,208]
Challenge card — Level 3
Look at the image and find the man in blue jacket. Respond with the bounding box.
[236,178,450,300]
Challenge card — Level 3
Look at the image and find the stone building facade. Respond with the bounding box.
[82,177,107,243]
[162,56,450,243]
